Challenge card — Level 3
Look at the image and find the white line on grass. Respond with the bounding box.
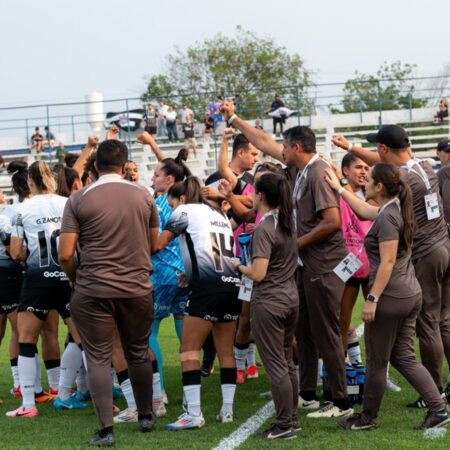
[211,400,275,450]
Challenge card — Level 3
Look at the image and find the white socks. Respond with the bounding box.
[246,342,257,367]
[58,343,82,400]
[234,345,248,371]
[183,385,201,417]
[76,362,89,393]
[120,378,136,410]
[220,384,236,415]
[18,355,37,409]
[153,371,163,401]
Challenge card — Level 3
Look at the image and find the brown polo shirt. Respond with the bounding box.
[295,158,346,274]
[438,164,450,224]
[61,174,159,298]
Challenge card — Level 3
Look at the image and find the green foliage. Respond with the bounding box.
[141,26,311,118]
[338,61,427,113]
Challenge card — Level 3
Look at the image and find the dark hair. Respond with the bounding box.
[28,161,56,193]
[371,163,415,249]
[7,160,30,202]
[161,148,192,181]
[96,139,128,172]
[341,153,361,171]
[83,151,98,184]
[283,126,316,153]
[57,166,80,197]
[254,173,294,236]
[168,176,204,204]
[64,153,78,168]
[232,134,250,158]
[255,162,285,176]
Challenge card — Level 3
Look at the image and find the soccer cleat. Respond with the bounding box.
[307,402,353,419]
[88,430,114,447]
[414,409,450,430]
[166,412,205,430]
[112,385,124,400]
[6,405,39,418]
[139,414,156,432]
[386,377,401,392]
[35,391,56,403]
[48,387,58,396]
[11,386,22,398]
[153,399,167,417]
[247,365,259,379]
[73,390,91,402]
[236,370,246,384]
[54,396,88,410]
[200,360,214,378]
[113,408,138,424]
[216,411,233,423]
[256,423,296,440]
[337,413,377,430]
[298,395,320,410]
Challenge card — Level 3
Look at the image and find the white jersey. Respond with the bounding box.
[0,201,27,269]
[12,194,68,286]
[165,203,239,294]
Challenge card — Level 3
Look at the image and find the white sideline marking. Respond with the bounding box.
[211,401,275,450]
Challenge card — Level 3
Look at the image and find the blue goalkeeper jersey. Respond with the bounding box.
[151,193,184,285]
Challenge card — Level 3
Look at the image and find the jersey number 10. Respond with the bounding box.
[37,230,61,268]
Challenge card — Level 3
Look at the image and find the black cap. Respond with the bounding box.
[366,125,410,149]
[437,139,450,153]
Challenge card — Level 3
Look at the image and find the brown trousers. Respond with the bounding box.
[363,292,446,420]
[71,291,154,429]
[250,302,298,429]
[414,243,450,390]
[296,268,348,400]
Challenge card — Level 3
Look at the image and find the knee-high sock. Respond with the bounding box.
[59,343,83,400]
[149,319,164,390]
[246,341,257,367]
[18,343,37,409]
[182,370,201,417]
[117,369,136,410]
[35,353,43,394]
[234,342,249,371]
[152,360,162,401]
[44,359,61,391]
[10,358,20,387]
[76,361,89,393]
[220,368,236,415]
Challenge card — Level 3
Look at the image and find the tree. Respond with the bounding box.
[141,26,311,118]
[339,61,426,113]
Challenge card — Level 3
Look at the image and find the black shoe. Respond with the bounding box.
[88,431,115,447]
[337,413,377,431]
[256,423,296,440]
[200,359,214,377]
[139,414,156,432]
[444,384,450,403]
[414,409,450,430]
[407,397,428,409]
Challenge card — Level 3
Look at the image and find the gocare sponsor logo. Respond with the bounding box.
[43,271,68,279]
[221,275,240,284]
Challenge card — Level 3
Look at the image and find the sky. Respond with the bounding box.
[0,0,449,107]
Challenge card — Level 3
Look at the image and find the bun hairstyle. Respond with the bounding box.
[161,148,192,182]
[28,161,57,194]
[7,160,30,202]
[371,163,415,249]
[254,172,294,236]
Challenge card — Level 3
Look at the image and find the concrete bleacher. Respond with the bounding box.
[0,107,448,204]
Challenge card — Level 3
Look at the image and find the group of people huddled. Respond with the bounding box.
[1,97,450,446]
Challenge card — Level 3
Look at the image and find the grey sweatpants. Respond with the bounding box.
[71,291,154,429]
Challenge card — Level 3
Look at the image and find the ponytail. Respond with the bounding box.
[254,173,294,236]
[168,176,204,204]
[56,166,80,197]
[397,179,415,249]
[28,161,56,193]
[7,160,30,202]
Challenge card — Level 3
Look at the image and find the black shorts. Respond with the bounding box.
[185,291,240,323]
[0,267,22,314]
[18,281,72,321]
[346,276,370,289]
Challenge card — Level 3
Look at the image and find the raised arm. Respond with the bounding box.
[332,135,381,167]
[73,135,99,178]
[219,128,238,189]
[137,131,165,162]
[220,101,284,162]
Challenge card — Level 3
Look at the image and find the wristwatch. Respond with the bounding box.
[340,178,349,187]
[366,294,378,303]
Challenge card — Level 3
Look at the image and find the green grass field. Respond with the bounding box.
[0,299,449,449]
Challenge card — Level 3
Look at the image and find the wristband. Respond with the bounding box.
[338,187,345,195]
[347,142,353,152]
[228,114,237,124]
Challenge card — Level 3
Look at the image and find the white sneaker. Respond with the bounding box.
[166,412,205,430]
[298,395,320,410]
[386,377,401,392]
[113,408,138,423]
[307,402,353,419]
[216,411,233,423]
[153,399,167,417]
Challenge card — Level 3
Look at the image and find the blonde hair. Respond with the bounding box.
[28,161,57,193]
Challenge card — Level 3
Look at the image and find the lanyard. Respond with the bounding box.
[260,209,279,228]
[293,153,320,201]
[402,159,432,192]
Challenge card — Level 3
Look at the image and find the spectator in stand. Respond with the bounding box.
[0,156,5,170]
[434,98,449,124]
[182,115,198,158]
[265,95,285,135]
[157,101,168,137]
[145,105,158,136]
[56,143,67,164]
[31,127,44,152]
[165,106,178,142]
[44,127,56,150]
[180,104,194,129]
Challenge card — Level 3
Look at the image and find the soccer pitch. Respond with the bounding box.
[0,300,449,449]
